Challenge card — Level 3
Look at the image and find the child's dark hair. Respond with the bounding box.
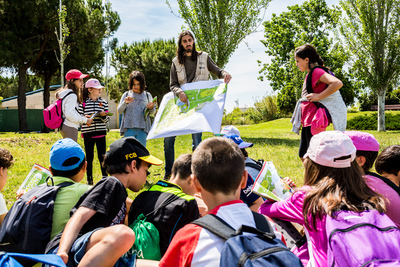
[375,145,400,176]
[171,154,192,180]
[356,150,379,173]
[128,70,146,93]
[240,148,248,158]
[0,148,14,169]
[50,159,86,178]
[192,137,244,195]
[302,159,386,229]
[82,87,90,100]
[295,44,324,70]
[104,157,143,175]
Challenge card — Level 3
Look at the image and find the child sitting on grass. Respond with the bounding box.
[0,147,13,227]
[46,137,162,267]
[128,153,199,257]
[160,137,284,266]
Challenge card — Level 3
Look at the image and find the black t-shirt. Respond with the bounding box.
[46,176,127,252]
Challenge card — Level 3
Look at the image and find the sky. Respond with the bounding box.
[107,0,339,112]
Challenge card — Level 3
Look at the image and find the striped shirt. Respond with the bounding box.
[78,97,109,136]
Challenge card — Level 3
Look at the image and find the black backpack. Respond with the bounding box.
[245,158,264,173]
[193,212,303,267]
[0,178,72,255]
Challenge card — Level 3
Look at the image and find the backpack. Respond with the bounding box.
[326,209,400,266]
[0,252,66,267]
[193,211,303,267]
[0,178,72,255]
[43,91,74,129]
[127,194,179,260]
[245,158,264,172]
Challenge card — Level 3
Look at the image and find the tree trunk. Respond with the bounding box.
[42,71,52,133]
[377,88,386,132]
[17,65,28,133]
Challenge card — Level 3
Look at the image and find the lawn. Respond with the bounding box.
[1,115,400,208]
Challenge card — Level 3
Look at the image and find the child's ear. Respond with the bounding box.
[81,161,87,173]
[192,174,202,192]
[356,156,366,168]
[240,170,248,189]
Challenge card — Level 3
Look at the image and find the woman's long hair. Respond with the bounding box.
[295,44,324,70]
[56,79,83,104]
[177,30,198,64]
[302,159,386,229]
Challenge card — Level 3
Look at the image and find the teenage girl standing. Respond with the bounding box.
[258,131,386,266]
[117,70,156,147]
[78,78,109,185]
[56,69,93,142]
[294,44,346,159]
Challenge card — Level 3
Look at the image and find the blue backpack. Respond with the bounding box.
[193,212,303,267]
[0,252,66,267]
[0,179,72,255]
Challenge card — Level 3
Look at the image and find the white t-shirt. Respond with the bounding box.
[0,193,8,215]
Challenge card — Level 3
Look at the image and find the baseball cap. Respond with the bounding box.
[65,69,89,81]
[304,131,356,168]
[104,137,162,166]
[85,78,105,89]
[50,138,85,171]
[223,134,253,149]
[344,131,379,152]
[218,125,240,136]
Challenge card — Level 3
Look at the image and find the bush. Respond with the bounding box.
[347,113,400,130]
[247,95,280,123]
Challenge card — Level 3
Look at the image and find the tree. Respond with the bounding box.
[339,0,400,131]
[110,39,176,102]
[0,0,59,132]
[258,0,357,113]
[166,0,271,69]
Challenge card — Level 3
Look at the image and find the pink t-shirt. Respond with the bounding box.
[301,68,328,126]
[258,186,328,267]
[364,173,400,227]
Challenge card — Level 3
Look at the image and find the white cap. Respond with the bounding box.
[304,131,356,168]
[220,125,240,136]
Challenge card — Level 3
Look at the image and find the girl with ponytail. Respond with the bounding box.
[294,44,346,160]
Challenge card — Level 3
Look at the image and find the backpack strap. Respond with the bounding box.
[192,211,276,241]
[306,66,331,94]
[145,193,181,218]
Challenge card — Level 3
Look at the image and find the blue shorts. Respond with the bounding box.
[48,228,136,267]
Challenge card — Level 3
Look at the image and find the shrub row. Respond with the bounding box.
[347,113,400,130]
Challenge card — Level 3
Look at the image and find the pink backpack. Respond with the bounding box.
[43,91,73,129]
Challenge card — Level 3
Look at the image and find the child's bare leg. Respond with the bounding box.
[79,225,135,267]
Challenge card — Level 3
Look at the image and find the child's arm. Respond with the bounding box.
[57,207,97,264]
[306,73,343,102]
[117,92,129,114]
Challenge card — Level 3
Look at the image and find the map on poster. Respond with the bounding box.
[147,80,227,139]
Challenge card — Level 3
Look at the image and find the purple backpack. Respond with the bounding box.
[326,209,400,266]
[43,91,73,129]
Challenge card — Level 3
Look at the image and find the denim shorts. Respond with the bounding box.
[48,228,136,267]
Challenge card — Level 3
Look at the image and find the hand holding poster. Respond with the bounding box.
[251,161,293,201]
[147,80,227,139]
[17,164,51,194]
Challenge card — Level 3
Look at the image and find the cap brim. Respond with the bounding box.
[139,155,163,166]
[238,142,253,149]
[80,74,89,79]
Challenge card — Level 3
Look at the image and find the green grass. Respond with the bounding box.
[1,114,400,208]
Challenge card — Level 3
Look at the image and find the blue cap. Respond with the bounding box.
[223,134,253,149]
[50,138,85,171]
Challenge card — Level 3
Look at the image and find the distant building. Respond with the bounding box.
[239,107,249,113]
[0,85,119,129]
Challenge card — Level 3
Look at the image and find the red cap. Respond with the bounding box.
[65,69,89,81]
